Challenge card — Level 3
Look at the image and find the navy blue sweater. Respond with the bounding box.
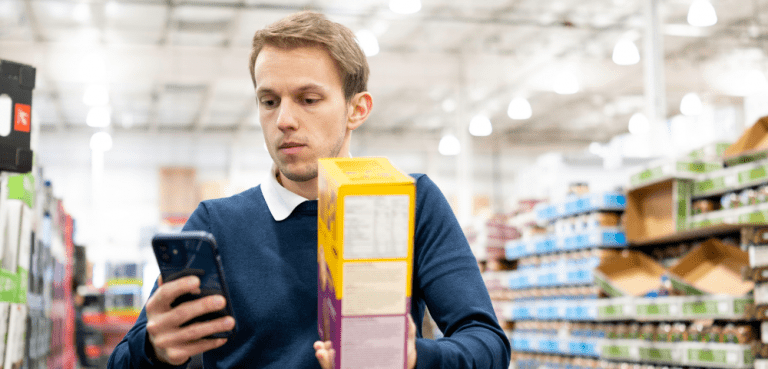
[108,174,510,368]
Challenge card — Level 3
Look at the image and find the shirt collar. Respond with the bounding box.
[261,165,311,221]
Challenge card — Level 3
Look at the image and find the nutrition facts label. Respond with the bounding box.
[343,195,410,259]
[342,261,407,316]
[340,315,405,369]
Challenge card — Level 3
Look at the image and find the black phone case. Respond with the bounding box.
[151,231,236,339]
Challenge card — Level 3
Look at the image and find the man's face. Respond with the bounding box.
[253,44,350,183]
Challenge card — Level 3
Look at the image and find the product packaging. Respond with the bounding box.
[0,59,35,173]
[317,157,415,369]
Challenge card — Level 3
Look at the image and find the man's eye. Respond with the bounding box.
[260,99,277,107]
[304,98,319,105]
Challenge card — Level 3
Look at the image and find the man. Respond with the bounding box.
[108,11,510,369]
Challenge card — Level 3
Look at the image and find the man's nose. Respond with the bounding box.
[276,101,299,131]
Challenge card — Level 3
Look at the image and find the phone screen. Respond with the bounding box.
[152,232,236,339]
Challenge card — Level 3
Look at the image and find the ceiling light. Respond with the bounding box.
[588,142,604,156]
[680,92,703,116]
[105,1,119,17]
[389,0,421,14]
[628,112,649,135]
[438,134,460,156]
[612,39,640,65]
[355,30,379,57]
[507,97,532,120]
[554,71,579,95]
[83,84,109,106]
[80,52,107,81]
[441,98,456,113]
[469,115,492,136]
[72,2,91,23]
[86,106,111,128]
[687,0,717,27]
[90,132,113,152]
[121,113,134,128]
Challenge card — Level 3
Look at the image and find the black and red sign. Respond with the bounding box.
[0,59,35,173]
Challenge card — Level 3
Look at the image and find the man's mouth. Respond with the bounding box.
[278,142,305,154]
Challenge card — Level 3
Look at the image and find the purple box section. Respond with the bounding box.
[318,262,411,369]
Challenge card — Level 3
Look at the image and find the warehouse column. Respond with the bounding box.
[643,0,667,143]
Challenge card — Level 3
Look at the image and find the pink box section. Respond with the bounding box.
[318,262,410,369]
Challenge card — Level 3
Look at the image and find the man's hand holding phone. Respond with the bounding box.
[144,275,235,365]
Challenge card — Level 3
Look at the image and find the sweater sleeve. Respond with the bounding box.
[107,204,212,369]
[411,175,511,369]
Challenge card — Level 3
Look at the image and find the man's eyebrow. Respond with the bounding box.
[256,83,328,96]
[296,83,327,93]
[255,87,275,96]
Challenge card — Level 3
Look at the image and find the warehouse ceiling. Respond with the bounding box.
[1,0,768,153]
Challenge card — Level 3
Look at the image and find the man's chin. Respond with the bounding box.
[280,167,318,183]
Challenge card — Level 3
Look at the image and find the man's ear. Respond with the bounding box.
[347,92,373,131]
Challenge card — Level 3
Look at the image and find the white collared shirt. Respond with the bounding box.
[261,166,311,221]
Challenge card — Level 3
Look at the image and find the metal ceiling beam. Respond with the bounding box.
[192,82,215,132]
[234,100,257,134]
[146,86,161,132]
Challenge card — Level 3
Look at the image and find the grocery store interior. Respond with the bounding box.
[4,0,768,367]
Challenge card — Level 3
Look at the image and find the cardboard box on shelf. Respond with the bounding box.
[629,159,722,189]
[723,116,768,166]
[593,250,666,297]
[159,167,197,225]
[668,238,753,296]
[317,157,415,369]
[625,178,692,244]
[686,142,732,161]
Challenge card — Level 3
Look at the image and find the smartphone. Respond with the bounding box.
[151,231,236,339]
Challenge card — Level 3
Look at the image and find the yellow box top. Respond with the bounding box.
[318,157,415,186]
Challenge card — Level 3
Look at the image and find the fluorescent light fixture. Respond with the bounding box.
[612,39,640,65]
[687,0,717,27]
[680,92,703,116]
[121,113,134,128]
[588,142,603,156]
[554,71,579,95]
[438,134,460,156]
[90,131,113,152]
[86,106,111,127]
[441,98,456,113]
[390,0,421,14]
[507,97,532,120]
[72,2,91,23]
[355,30,380,57]
[105,1,119,17]
[80,52,107,80]
[83,84,109,106]
[628,112,650,135]
[469,115,492,136]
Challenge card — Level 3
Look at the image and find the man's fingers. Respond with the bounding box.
[408,314,416,338]
[161,338,228,365]
[162,294,227,328]
[173,316,235,344]
[147,276,201,312]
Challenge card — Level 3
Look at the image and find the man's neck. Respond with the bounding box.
[277,172,318,200]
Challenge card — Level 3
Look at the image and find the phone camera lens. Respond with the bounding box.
[161,253,171,262]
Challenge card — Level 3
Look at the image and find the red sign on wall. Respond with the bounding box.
[14,103,30,132]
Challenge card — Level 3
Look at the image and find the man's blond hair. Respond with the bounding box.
[249,11,369,101]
